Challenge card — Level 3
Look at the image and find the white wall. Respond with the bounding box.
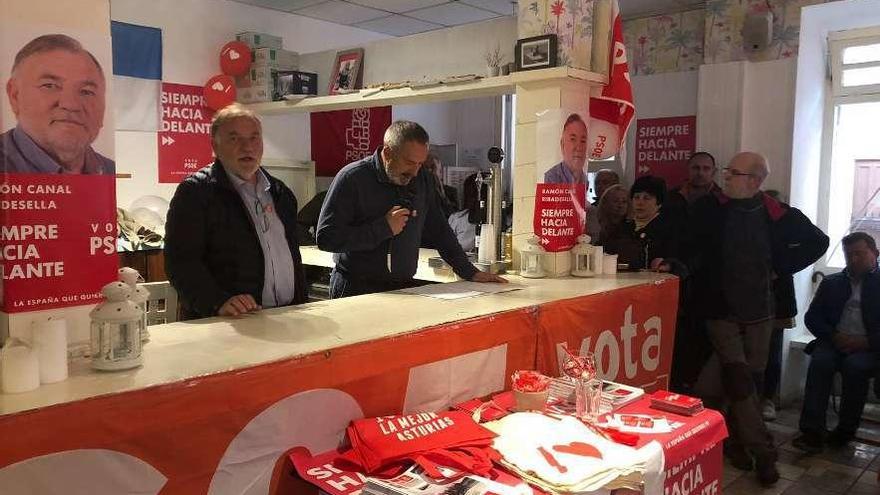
[741,58,797,198]
[398,97,501,169]
[695,59,796,197]
[110,0,389,209]
[623,70,700,186]
[298,17,517,95]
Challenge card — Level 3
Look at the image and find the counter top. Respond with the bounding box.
[0,273,673,416]
[300,245,460,283]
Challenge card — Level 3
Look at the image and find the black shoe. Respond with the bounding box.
[792,432,824,454]
[724,443,754,471]
[826,429,854,448]
[755,459,780,487]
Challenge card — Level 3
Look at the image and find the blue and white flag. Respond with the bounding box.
[111,21,162,131]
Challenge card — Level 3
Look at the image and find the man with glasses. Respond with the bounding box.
[165,104,306,319]
[686,152,828,487]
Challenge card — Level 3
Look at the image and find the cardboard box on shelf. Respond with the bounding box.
[252,48,299,70]
[235,65,274,89]
[237,85,272,104]
[235,31,282,50]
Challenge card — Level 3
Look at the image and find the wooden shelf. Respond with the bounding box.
[245,67,607,115]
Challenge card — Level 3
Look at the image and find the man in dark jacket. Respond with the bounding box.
[664,152,718,222]
[793,232,880,453]
[316,120,505,298]
[688,152,828,486]
[165,104,306,319]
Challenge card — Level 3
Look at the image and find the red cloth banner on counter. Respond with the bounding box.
[158,82,216,183]
[635,116,696,188]
[311,107,391,177]
[0,174,117,312]
[536,278,679,391]
[533,183,586,252]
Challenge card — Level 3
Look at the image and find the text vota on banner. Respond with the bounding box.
[534,183,586,252]
[0,174,118,312]
[635,116,696,189]
[159,83,216,184]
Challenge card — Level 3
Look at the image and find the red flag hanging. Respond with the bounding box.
[588,0,635,160]
[310,107,392,177]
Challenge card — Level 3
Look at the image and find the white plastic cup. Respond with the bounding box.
[603,253,618,275]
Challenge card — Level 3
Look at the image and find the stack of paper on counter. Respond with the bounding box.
[484,412,663,494]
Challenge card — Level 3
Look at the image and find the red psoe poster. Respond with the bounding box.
[635,116,696,188]
[0,174,118,312]
[533,183,587,252]
[158,82,215,183]
[310,107,391,177]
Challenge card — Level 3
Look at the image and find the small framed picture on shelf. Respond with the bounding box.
[328,48,364,95]
[515,34,558,71]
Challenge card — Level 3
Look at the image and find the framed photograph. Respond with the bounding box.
[515,34,558,71]
[328,48,364,95]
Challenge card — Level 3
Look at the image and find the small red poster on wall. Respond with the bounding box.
[533,183,587,252]
[310,107,392,177]
[158,82,216,183]
[0,175,118,313]
[635,116,696,188]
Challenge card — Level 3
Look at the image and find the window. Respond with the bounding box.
[818,27,880,268]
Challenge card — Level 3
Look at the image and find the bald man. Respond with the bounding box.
[682,152,828,487]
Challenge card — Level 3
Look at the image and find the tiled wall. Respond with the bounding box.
[624,9,705,75]
[518,0,595,71]
[703,0,829,64]
[621,0,835,75]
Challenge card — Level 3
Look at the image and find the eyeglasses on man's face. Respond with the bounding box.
[723,167,755,178]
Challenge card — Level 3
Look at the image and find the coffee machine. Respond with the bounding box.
[473,146,508,274]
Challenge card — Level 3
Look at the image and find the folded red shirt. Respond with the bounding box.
[335,411,499,477]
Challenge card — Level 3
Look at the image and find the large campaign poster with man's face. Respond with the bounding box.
[0,22,118,313]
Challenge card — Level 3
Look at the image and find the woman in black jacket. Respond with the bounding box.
[601,176,681,270]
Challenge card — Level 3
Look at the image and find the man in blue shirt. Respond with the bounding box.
[543,113,588,185]
[793,232,880,452]
[317,120,505,298]
[165,104,305,319]
[1,34,114,175]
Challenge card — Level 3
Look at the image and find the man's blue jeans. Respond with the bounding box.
[800,339,877,436]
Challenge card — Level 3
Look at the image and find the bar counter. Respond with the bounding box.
[0,273,680,494]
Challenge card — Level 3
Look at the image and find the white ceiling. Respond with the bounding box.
[229,0,705,37]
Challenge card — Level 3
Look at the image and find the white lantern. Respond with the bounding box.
[571,235,601,277]
[118,267,150,342]
[89,281,144,371]
[520,236,547,279]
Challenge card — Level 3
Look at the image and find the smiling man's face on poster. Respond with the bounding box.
[3,34,113,175]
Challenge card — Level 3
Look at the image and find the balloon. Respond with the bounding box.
[203,75,236,111]
[587,117,620,160]
[219,41,252,76]
[130,195,170,222]
[130,207,164,232]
